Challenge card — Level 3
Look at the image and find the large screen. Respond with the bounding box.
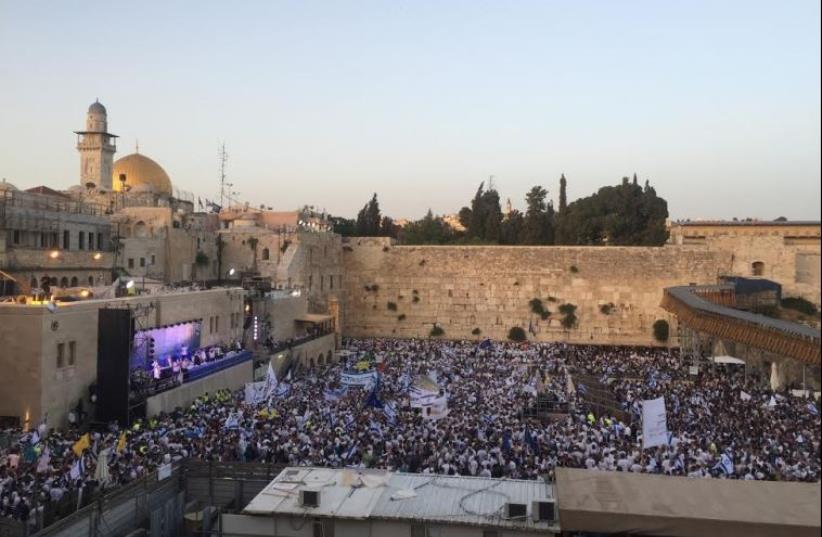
[129,319,202,370]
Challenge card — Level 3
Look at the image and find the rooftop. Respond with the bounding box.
[243,467,558,532]
[673,220,820,227]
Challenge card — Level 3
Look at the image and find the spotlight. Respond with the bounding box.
[49,251,60,259]
[93,252,102,260]
[80,290,90,298]
[126,280,135,289]
[228,268,236,276]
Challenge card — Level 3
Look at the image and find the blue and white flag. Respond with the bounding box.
[808,402,819,416]
[478,338,493,351]
[368,419,383,438]
[383,402,398,426]
[69,457,86,480]
[715,452,734,475]
[264,364,279,399]
[342,442,358,460]
[324,388,345,403]
[224,412,240,429]
[502,430,512,452]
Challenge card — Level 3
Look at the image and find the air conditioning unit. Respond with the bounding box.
[532,500,556,522]
[503,502,527,519]
[299,489,321,508]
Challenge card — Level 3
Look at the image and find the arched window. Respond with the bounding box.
[60,277,69,288]
[70,276,79,287]
[88,276,95,286]
[752,261,765,276]
[261,248,270,261]
[30,277,38,290]
[49,277,58,286]
[134,221,148,238]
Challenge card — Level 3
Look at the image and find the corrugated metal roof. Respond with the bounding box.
[242,467,558,532]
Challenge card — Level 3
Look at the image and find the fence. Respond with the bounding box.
[25,465,184,537]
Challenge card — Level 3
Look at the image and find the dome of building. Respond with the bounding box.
[88,100,107,115]
[112,153,173,196]
[0,178,17,192]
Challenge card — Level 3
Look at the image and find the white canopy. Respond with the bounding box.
[712,355,746,365]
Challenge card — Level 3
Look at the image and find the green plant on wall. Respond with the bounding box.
[430,325,444,337]
[397,314,406,321]
[653,319,670,342]
[471,327,481,335]
[599,302,615,315]
[529,298,551,320]
[559,303,578,329]
[508,326,527,342]
[387,301,397,311]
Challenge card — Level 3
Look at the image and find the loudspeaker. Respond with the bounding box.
[97,308,134,426]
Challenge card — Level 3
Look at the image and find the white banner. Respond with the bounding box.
[245,381,267,405]
[421,395,449,420]
[641,397,668,449]
[340,370,378,387]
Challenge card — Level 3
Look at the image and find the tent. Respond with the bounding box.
[712,355,746,365]
[555,468,821,537]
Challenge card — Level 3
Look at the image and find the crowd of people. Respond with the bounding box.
[1,338,819,526]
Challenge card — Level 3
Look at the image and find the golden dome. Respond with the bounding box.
[112,153,172,196]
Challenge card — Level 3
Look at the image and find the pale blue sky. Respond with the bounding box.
[1,1,819,220]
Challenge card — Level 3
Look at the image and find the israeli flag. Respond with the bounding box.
[368,419,383,438]
[808,402,819,416]
[224,412,240,429]
[383,402,398,426]
[714,453,734,475]
[343,442,358,460]
[324,388,344,403]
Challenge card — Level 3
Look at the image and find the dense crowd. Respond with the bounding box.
[1,338,819,525]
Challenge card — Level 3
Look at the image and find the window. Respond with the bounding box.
[60,277,69,288]
[752,261,765,276]
[97,233,102,250]
[88,232,94,250]
[128,258,134,269]
[63,230,70,249]
[209,316,214,333]
[40,232,46,248]
[261,248,270,261]
[330,275,333,290]
[57,343,65,368]
[79,232,85,250]
[68,341,76,366]
[140,257,146,267]
[309,275,313,291]
[70,276,78,287]
[151,254,156,265]
[88,276,94,286]
[13,230,20,245]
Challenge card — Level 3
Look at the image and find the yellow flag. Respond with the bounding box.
[72,433,90,456]
[117,432,127,453]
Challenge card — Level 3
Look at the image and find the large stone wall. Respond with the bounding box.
[342,238,728,345]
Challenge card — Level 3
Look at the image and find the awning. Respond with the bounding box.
[712,355,746,365]
[555,468,821,537]
[295,314,333,324]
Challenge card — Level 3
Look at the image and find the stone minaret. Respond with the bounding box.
[75,100,118,190]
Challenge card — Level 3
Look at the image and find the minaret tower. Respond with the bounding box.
[74,100,118,189]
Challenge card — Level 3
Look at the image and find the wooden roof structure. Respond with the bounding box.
[661,285,821,365]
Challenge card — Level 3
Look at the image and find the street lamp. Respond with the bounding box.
[48,250,60,260]
[228,268,236,277]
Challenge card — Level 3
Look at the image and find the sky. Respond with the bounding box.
[1,1,819,221]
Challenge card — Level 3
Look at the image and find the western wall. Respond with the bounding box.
[341,238,731,346]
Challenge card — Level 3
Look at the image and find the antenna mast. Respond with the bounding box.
[219,143,228,209]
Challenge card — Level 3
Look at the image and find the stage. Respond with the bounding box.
[146,355,253,416]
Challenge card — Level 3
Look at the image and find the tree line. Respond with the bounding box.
[332,174,669,246]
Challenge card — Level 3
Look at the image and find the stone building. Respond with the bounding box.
[668,220,821,305]
[0,287,245,427]
[0,181,114,295]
